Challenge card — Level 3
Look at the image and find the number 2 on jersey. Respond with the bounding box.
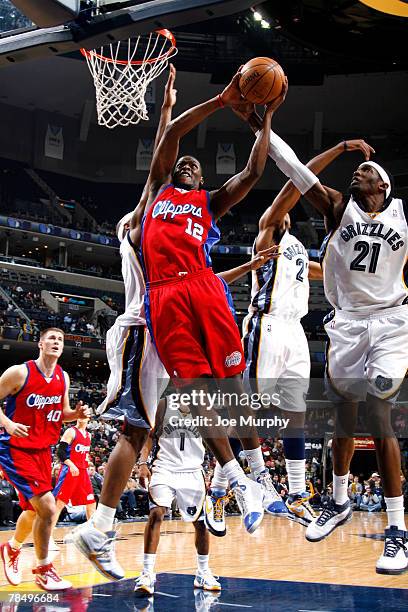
[350,241,381,273]
[185,218,204,242]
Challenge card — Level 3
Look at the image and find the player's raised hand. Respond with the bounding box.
[250,246,280,271]
[219,67,245,107]
[264,76,288,116]
[138,464,151,490]
[5,421,30,438]
[163,63,177,108]
[342,139,375,161]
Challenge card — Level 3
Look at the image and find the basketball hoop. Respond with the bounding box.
[81,29,177,129]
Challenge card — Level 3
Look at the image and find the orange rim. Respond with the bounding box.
[80,29,177,65]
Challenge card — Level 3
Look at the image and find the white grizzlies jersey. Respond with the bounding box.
[118,232,145,326]
[152,406,205,473]
[249,231,309,320]
[322,197,408,313]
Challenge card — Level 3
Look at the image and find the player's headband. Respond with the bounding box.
[359,161,391,198]
[117,212,133,243]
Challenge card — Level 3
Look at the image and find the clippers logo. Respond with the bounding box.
[26,394,62,410]
[152,199,203,221]
[74,443,90,454]
[225,351,242,368]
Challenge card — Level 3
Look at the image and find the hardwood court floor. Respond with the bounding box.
[0,513,406,592]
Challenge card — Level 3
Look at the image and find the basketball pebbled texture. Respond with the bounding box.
[239,57,286,105]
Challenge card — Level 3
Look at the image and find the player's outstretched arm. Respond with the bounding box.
[218,246,280,284]
[256,139,375,250]
[146,70,244,207]
[0,365,30,438]
[210,97,281,220]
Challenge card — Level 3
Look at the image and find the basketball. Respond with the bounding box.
[239,57,286,105]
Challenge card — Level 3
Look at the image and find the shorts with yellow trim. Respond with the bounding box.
[149,469,206,522]
[99,323,169,429]
[325,305,408,402]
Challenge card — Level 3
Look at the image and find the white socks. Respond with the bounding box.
[285,459,306,495]
[385,496,406,531]
[333,472,349,505]
[222,459,245,485]
[37,557,50,567]
[143,553,156,574]
[93,503,116,533]
[197,553,209,574]
[244,447,264,475]
[211,462,228,492]
[9,538,23,550]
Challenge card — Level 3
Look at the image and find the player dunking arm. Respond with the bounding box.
[53,416,96,526]
[134,400,221,596]
[141,71,291,535]
[244,109,408,574]
[0,327,90,591]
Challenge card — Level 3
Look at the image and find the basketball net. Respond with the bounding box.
[81,29,177,129]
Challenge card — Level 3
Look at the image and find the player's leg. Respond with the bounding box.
[73,420,147,580]
[367,309,408,574]
[85,502,96,520]
[0,508,35,586]
[134,505,166,595]
[193,520,221,591]
[30,492,71,590]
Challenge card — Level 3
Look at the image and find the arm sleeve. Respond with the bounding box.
[57,441,70,462]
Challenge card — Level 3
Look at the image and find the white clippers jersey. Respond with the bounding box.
[249,231,309,320]
[117,232,145,326]
[322,197,408,313]
[152,406,205,473]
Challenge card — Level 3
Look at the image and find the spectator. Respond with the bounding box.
[88,464,103,502]
[0,469,16,525]
[360,485,382,512]
[348,475,363,510]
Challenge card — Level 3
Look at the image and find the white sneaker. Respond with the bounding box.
[72,521,125,580]
[32,563,72,591]
[204,490,227,537]
[305,499,352,542]
[376,526,408,575]
[0,542,22,586]
[231,477,264,534]
[251,470,288,516]
[194,569,221,591]
[134,570,156,595]
[194,589,221,612]
[286,492,318,527]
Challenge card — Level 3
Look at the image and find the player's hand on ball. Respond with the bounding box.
[264,76,288,115]
[219,68,245,107]
[342,139,375,161]
[70,465,80,477]
[251,246,280,270]
[5,420,30,438]
[138,464,151,489]
[163,63,177,108]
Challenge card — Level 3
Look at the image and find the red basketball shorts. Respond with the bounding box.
[54,465,95,505]
[146,269,245,382]
[0,443,52,511]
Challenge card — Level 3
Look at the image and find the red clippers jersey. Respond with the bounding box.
[142,185,220,283]
[0,360,65,449]
[68,427,91,469]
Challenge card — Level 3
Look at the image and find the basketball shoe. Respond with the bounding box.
[0,542,22,586]
[286,492,318,527]
[194,569,221,591]
[72,522,125,580]
[32,563,72,591]
[305,499,352,542]
[376,526,408,575]
[231,477,264,534]
[250,470,288,516]
[194,589,221,612]
[134,570,156,595]
[204,489,227,537]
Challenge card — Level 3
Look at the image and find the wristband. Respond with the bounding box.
[217,94,225,108]
[137,461,148,466]
[343,140,348,151]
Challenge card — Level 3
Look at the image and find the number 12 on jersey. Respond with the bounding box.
[185,218,204,242]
